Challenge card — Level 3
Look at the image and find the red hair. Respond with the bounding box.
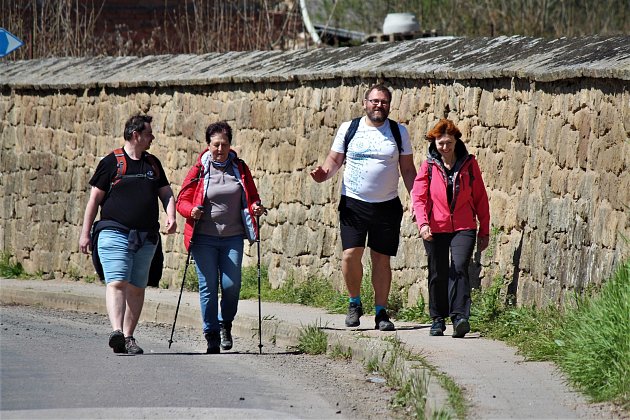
[426,119,462,142]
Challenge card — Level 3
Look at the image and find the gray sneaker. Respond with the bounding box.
[108,330,126,354]
[345,302,363,327]
[125,336,144,354]
[375,309,395,331]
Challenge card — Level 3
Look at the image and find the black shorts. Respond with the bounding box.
[338,195,403,256]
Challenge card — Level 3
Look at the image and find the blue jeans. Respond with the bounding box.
[190,234,244,333]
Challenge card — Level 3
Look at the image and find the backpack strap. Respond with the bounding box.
[343,117,403,155]
[343,117,362,155]
[111,148,126,187]
[110,149,160,191]
[427,161,433,199]
[143,152,161,181]
[387,118,403,154]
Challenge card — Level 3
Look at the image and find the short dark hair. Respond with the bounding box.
[205,121,233,144]
[364,84,392,102]
[124,114,152,141]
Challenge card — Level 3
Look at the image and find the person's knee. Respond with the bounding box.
[370,250,391,267]
[107,280,127,291]
[342,247,363,263]
[126,282,145,296]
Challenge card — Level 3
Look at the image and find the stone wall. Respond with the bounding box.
[1,36,629,307]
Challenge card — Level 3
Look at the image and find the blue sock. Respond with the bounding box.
[349,296,361,305]
[375,305,386,314]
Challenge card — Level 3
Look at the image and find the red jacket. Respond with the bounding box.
[176,149,261,250]
[412,143,490,237]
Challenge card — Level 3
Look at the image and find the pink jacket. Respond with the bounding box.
[176,150,261,250]
[411,145,490,237]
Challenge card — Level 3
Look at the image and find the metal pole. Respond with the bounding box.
[256,213,263,354]
[168,249,192,348]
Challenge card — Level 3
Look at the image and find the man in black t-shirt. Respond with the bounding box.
[79,114,177,355]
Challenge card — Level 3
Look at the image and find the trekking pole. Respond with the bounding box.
[168,206,203,349]
[256,203,267,355]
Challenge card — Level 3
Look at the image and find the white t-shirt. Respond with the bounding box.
[331,117,412,203]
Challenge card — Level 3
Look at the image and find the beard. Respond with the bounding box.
[366,108,388,124]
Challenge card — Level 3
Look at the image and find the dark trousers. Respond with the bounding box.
[423,229,476,321]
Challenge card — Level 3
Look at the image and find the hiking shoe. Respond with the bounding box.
[108,330,126,354]
[452,317,470,338]
[374,309,395,331]
[429,318,446,336]
[125,336,144,354]
[220,321,233,351]
[345,302,363,327]
[204,331,221,354]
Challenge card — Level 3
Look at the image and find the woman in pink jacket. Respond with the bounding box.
[177,121,265,353]
[411,119,490,338]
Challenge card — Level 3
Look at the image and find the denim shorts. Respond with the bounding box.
[97,229,158,288]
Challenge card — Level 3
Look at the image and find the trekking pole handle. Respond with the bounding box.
[255,201,268,216]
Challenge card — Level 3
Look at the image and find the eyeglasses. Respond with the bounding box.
[366,99,390,106]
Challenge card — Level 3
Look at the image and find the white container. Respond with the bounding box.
[382,13,420,35]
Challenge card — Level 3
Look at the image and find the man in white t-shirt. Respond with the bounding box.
[310,84,417,331]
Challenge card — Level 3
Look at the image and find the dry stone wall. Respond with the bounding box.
[1,36,628,308]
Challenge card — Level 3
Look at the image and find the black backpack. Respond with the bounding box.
[343,117,403,155]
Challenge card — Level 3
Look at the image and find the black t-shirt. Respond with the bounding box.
[89,149,169,231]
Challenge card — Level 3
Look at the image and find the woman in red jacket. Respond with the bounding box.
[177,121,265,353]
[411,119,490,338]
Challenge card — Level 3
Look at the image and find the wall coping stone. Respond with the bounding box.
[2,35,629,90]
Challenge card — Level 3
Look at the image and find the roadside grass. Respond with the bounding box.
[370,335,462,419]
[471,260,630,407]
[0,251,27,278]
[295,324,463,418]
[329,343,353,360]
[296,321,328,355]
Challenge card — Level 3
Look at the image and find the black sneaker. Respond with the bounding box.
[345,302,363,327]
[219,321,233,351]
[374,309,395,331]
[452,317,470,338]
[108,330,126,353]
[429,318,446,336]
[125,336,144,354]
[204,331,221,354]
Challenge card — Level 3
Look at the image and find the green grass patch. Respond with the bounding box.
[471,261,630,407]
[393,293,432,323]
[367,336,459,419]
[240,265,349,312]
[0,251,26,278]
[329,343,353,360]
[296,321,328,355]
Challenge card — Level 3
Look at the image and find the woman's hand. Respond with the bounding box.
[252,202,266,217]
[420,225,433,241]
[190,206,204,220]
